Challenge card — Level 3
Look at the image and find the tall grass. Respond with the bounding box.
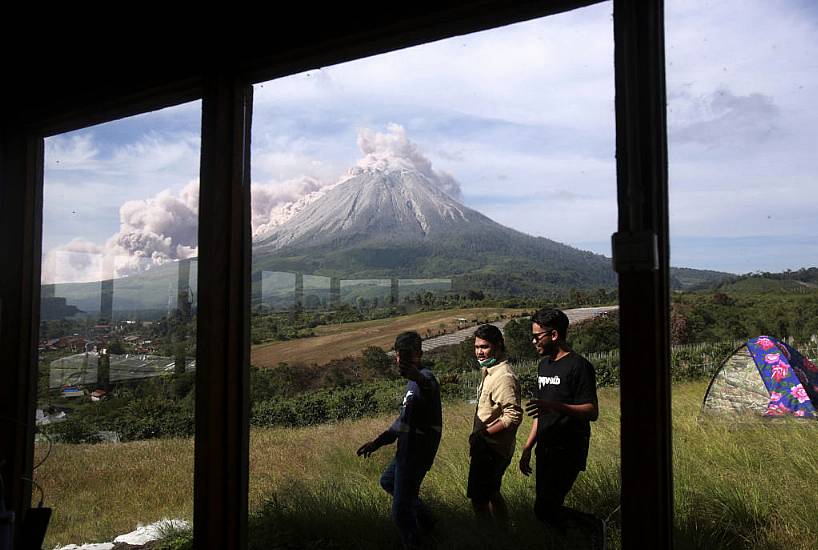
[672,385,818,549]
[36,382,818,549]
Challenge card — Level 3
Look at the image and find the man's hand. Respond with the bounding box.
[519,447,533,476]
[398,362,422,382]
[356,440,380,458]
[526,400,598,420]
[525,399,556,418]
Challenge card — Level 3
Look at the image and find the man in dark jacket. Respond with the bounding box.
[357,331,442,548]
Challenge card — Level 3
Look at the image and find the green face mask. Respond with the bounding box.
[478,357,498,368]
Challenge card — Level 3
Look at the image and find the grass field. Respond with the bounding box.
[250,307,525,368]
[35,381,818,549]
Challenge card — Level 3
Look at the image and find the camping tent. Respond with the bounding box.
[702,336,818,418]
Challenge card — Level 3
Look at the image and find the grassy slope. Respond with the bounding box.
[36,382,818,549]
[250,307,524,368]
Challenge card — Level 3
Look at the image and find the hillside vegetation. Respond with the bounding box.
[671,285,818,345]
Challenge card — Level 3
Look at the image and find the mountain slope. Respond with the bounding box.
[252,166,617,293]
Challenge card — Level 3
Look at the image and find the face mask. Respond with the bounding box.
[478,357,498,368]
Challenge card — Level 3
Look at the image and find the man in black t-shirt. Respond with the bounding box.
[519,308,599,531]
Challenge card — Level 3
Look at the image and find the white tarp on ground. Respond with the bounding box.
[55,519,188,550]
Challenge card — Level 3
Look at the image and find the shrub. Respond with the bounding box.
[569,312,619,354]
[45,416,104,444]
[361,346,393,374]
[504,318,538,361]
[251,381,404,428]
[112,394,194,440]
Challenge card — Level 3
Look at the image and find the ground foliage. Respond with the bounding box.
[44,284,818,444]
[84,381,818,550]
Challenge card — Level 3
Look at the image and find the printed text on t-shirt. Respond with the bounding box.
[538,375,561,388]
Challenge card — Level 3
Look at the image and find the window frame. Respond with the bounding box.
[0,1,673,548]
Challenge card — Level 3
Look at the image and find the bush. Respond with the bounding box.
[112,394,194,440]
[361,346,393,374]
[45,416,104,444]
[251,381,404,428]
[569,312,619,354]
[504,318,538,361]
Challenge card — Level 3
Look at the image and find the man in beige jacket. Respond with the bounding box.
[467,324,523,527]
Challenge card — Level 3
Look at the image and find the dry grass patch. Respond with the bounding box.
[34,438,194,548]
[250,307,524,367]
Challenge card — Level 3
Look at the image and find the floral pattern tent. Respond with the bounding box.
[702,336,818,418]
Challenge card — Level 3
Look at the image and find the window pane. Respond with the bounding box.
[667,1,818,547]
[36,102,200,548]
[250,3,621,548]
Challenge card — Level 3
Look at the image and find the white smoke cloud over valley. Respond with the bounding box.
[43,181,200,283]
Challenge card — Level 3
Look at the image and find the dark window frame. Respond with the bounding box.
[0,1,672,548]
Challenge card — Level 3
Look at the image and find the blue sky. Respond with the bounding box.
[42,0,818,283]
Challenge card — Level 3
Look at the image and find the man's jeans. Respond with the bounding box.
[379,458,432,548]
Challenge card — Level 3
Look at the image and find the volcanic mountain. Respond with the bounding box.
[252,165,618,295]
[43,164,730,314]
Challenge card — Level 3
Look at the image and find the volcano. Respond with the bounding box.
[252,165,618,295]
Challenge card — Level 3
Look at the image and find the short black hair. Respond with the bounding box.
[394,331,423,354]
[474,324,505,352]
[530,308,569,340]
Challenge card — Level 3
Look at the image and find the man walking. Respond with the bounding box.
[467,324,522,527]
[357,331,442,548]
[519,308,599,533]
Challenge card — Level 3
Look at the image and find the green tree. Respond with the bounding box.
[97,349,111,390]
[569,312,619,354]
[361,346,392,376]
[504,318,538,361]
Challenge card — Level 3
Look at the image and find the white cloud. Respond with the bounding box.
[46,131,200,183]
[671,88,780,145]
[44,134,99,171]
[252,4,615,131]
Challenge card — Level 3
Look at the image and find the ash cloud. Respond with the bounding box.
[354,123,464,200]
[43,181,200,283]
[251,176,328,238]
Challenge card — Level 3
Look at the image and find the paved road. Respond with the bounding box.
[416,305,619,352]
